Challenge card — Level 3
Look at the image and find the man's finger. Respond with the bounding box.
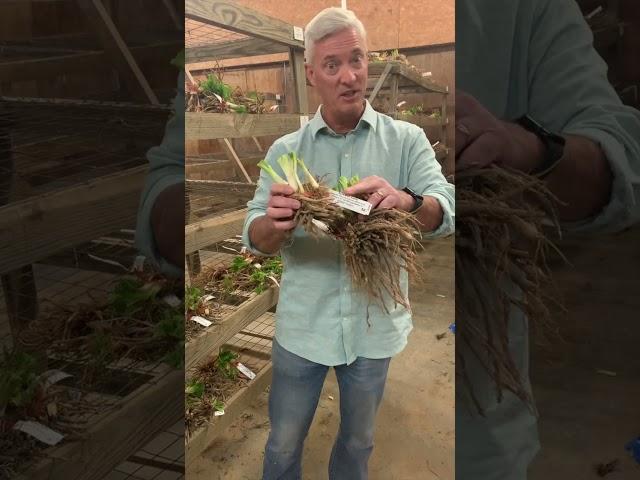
[343,176,383,196]
[377,194,399,210]
[267,207,295,219]
[367,190,385,209]
[269,195,300,210]
[456,133,500,171]
[272,219,296,231]
[271,183,295,196]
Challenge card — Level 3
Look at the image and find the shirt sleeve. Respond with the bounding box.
[241,141,287,256]
[405,126,456,238]
[134,71,185,277]
[527,0,640,233]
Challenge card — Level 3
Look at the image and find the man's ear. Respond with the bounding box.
[305,64,315,87]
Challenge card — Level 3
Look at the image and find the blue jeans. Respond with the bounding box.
[262,339,391,480]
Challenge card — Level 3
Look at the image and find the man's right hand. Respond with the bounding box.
[248,184,300,254]
[266,184,301,231]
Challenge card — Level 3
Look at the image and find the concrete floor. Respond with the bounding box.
[529,227,640,479]
[187,236,455,480]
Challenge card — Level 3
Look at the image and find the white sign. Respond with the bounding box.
[293,26,304,41]
[191,316,212,327]
[236,362,256,380]
[329,190,372,215]
[14,421,64,446]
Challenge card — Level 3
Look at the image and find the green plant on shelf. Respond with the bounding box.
[216,349,239,380]
[185,378,205,406]
[185,285,203,313]
[0,347,39,415]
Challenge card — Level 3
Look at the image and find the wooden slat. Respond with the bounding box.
[368,62,392,104]
[185,0,304,48]
[185,208,246,254]
[220,138,253,184]
[290,48,308,114]
[186,360,273,464]
[186,112,301,140]
[0,166,147,275]
[19,368,183,480]
[368,62,448,94]
[75,0,160,104]
[0,41,182,83]
[393,113,447,128]
[185,38,289,64]
[186,286,278,369]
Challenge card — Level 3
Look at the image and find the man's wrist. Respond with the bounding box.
[397,189,418,212]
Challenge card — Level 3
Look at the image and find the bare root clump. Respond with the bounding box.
[456,165,564,414]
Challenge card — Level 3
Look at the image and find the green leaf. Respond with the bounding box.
[185,379,205,398]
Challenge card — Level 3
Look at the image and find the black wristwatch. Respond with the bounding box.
[516,115,566,178]
[402,187,424,213]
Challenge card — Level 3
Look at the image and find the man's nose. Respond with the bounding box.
[339,66,357,84]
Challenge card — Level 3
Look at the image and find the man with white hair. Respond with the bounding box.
[242,7,454,480]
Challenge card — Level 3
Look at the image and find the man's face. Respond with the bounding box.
[305,27,368,121]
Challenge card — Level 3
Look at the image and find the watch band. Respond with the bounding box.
[516,115,566,178]
[402,187,424,213]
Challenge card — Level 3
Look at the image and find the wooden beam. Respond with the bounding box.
[185,0,304,48]
[185,208,246,254]
[392,113,447,129]
[368,62,392,104]
[0,41,182,83]
[186,286,278,369]
[186,112,301,140]
[220,138,253,184]
[290,48,308,114]
[185,38,289,64]
[20,368,183,480]
[75,0,160,104]
[368,62,448,94]
[186,360,273,465]
[0,166,147,276]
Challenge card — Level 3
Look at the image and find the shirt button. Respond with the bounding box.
[344,153,349,158]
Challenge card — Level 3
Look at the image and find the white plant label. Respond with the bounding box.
[214,410,225,416]
[41,370,72,389]
[162,294,181,308]
[236,362,256,380]
[14,421,64,445]
[191,316,212,327]
[293,26,304,41]
[329,191,372,215]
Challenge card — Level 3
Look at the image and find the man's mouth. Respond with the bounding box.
[340,89,359,100]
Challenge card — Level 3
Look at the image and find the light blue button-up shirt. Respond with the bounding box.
[242,101,455,366]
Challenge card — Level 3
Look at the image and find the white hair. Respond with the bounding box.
[304,7,367,63]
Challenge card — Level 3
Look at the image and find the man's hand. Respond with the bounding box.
[249,184,300,254]
[344,175,444,231]
[151,182,184,269]
[456,90,545,172]
[343,175,414,211]
[266,184,300,231]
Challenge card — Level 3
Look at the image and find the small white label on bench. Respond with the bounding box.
[41,370,72,389]
[329,191,372,215]
[293,26,304,41]
[191,316,212,327]
[162,294,181,308]
[236,362,256,380]
[14,421,64,445]
[214,410,225,416]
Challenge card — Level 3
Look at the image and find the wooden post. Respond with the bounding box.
[290,48,308,114]
[388,73,399,115]
[220,138,253,184]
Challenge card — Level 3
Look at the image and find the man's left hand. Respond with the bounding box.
[343,175,414,211]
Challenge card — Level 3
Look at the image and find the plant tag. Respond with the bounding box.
[162,294,181,308]
[236,362,256,380]
[293,26,304,41]
[329,191,372,215]
[202,294,216,302]
[214,410,225,416]
[191,316,212,327]
[14,421,64,445]
[41,370,72,389]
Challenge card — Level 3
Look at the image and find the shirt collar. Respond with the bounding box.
[309,100,378,137]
